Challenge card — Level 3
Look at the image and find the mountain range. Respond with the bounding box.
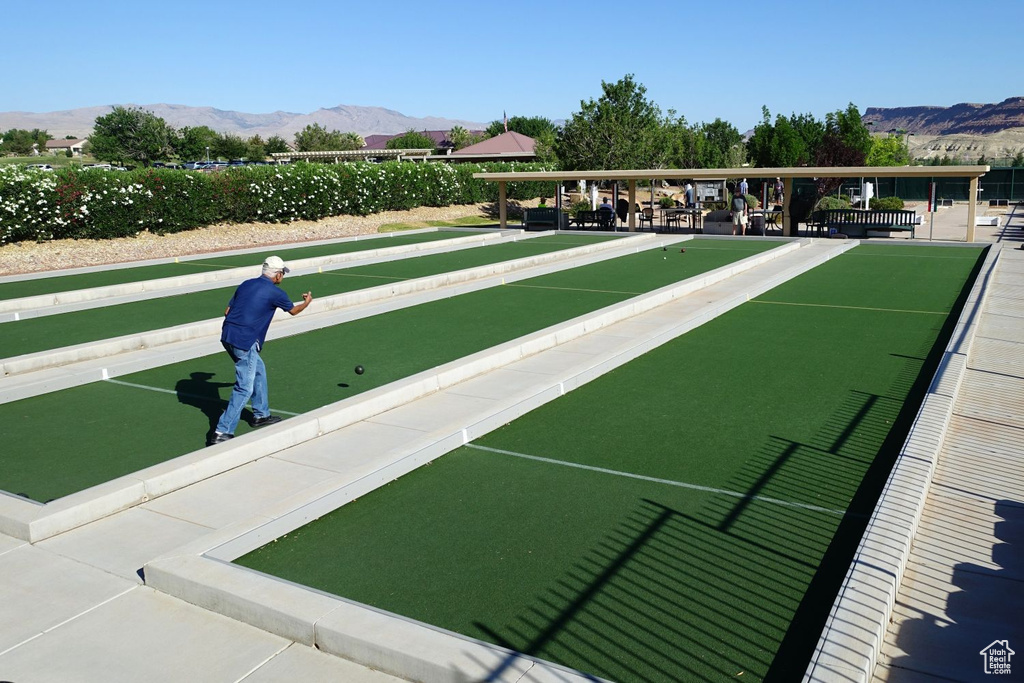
[3,98,1023,161]
[0,104,489,140]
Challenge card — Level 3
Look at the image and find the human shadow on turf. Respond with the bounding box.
[174,372,234,441]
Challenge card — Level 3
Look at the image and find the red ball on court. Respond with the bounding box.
[680,248,686,253]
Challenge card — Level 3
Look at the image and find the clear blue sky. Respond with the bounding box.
[5,0,1021,132]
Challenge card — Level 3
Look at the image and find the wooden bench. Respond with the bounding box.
[818,209,917,239]
[522,207,567,231]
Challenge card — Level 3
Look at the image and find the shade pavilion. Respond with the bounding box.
[474,166,991,240]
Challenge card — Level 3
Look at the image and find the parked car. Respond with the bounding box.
[25,163,54,171]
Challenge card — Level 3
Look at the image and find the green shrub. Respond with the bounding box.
[0,161,554,243]
[867,196,905,210]
[569,200,591,217]
[814,195,852,212]
[659,197,675,208]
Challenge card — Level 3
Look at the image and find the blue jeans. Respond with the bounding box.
[215,341,269,435]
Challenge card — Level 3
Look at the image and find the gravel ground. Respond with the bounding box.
[0,203,503,276]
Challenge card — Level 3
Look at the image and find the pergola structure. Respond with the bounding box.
[474,166,991,241]
[271,149,433,163]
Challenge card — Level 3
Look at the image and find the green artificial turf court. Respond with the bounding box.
[0,238,778,502]
[235,243,985,682]
[0,230,471,301]
[0,233,627,358]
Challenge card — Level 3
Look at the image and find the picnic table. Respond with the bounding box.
[571,210,616,230]
[659,208,702,233]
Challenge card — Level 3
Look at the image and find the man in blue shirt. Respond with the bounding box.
[210,255,312,445]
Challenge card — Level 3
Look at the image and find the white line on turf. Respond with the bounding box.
[102,378,301,416]
[750,299,947,315]
[173,261,238,269]
[847,252,978,260]
[465,443,851,516]
[505,283,643,296]
[319,272,407,280]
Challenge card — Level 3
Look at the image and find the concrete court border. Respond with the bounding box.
[0,237,803,543]
[803,242,999,682]
[0,225,500,285]
[0,228,519,320]
[0,231,661,391]
[139,239,870,683]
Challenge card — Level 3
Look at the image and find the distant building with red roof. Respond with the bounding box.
[451,131,536,158]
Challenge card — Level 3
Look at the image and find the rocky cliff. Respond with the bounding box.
[863,97,1024,135]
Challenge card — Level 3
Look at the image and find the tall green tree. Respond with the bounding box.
[697,118,744,168]
[265,135,289,155]
[447,126,470,150]
[447,125,488,151]
[339,131,364,150]
[89,106,173,166]
[664,115,702,170]
[485,115,555,140]
[866,134,909,166]
[214,133,249,161]
[555,74,668,171]
[0,128,52,155]
[386,130,436,150]
[173,125,220,162]
[294,123,363,151]
[746,107,820,168]
[813,103,873,196]
[247,135,266,161]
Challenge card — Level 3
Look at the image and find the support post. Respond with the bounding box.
[781,177,794,236]
[628,180,637,231]
[499,181,507,230]
[967,176,978,242]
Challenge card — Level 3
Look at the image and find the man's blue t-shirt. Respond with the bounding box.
[221,276,295,351]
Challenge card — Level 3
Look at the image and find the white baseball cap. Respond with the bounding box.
[263,255,290,273]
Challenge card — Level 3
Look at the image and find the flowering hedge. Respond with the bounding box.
[0,161,554,244]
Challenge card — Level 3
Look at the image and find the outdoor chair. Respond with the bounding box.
[664,209,681,231]
[638,206,654,230]
[765,205,782,234]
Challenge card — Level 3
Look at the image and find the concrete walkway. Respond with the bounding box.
[871,204,1024,682]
